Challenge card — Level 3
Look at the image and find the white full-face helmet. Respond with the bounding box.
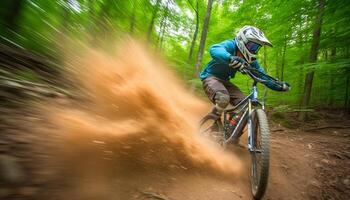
[235,25,272,63]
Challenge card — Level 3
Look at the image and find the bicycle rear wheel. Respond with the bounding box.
[198,113,224,144]
[250,109,270,200]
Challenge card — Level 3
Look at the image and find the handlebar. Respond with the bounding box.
[240,64,286,90]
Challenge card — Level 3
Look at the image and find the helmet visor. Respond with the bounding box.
[245,41,261,54]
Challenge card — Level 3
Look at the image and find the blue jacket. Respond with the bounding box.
[200,39,282,91]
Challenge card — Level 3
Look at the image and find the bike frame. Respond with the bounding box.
[223,81,262,153]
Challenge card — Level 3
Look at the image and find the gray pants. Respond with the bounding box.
[202,76,245,107]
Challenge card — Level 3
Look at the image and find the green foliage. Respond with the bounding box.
[1,0,349,109]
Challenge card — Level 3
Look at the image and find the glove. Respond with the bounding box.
[282,82,291,91]
[229,56,246,70]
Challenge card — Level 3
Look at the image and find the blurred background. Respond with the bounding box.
[0,0,349,114]
[0,0,350,200]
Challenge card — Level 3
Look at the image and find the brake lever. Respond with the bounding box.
[239,62,253,74]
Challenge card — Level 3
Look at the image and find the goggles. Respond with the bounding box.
[245,41,261,54]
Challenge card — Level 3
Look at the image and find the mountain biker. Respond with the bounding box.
[200,25,289,120]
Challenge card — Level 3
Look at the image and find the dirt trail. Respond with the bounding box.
[1,110,348,200]
[0,41,349,200]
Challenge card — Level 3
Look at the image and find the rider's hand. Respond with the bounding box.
[229,56,246,70]
[282,82,291,91]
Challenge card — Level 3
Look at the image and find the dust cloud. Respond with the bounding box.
[42,39,242,199]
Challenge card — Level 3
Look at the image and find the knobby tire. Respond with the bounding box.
[251,109,270,200]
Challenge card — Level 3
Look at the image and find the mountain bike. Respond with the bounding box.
[199,65,287,200]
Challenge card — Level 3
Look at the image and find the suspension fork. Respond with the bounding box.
[248,83,259,152]
[248,100,255,152]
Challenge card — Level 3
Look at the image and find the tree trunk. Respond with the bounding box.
[297,17,306,101]
[87,0,96,34]
[129,1,137,34]
[298,0,326,121]
[56,0,71,58]
[330,28,337,62]
[158,11,169,51]
[1,0,24,31]
[328,74,334,107]
[331,47,336,62]
[60,0,71,34]
[0,0,24,47]
[298,67,304,101]
[308,0,325,63]
[345,72,350,114]
[194,0,214,77]
[147,0,161,42]
[328,45,336,107]
[298,25,306,64]
[275,49,280,79]
[157,1,170,48]
[89,0,113,45]
[281,35,288,81]
[188,0,199,63]
[159,27,166,51]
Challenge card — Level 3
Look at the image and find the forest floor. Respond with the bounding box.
[0,104,349,200]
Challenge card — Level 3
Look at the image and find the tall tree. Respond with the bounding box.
[280,34,288,81]
[195,0,214,77]
[275,50,280,79]
[0,0,24,32]
[129,1,137,34]
[157,0,170,50]
[147,0,161,42]
[298,0,326,121]
[187,0,199,63]
[345,71,350,114]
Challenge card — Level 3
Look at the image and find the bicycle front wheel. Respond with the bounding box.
[250,109,270,200]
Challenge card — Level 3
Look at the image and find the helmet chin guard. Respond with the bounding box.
[235,25,272,63]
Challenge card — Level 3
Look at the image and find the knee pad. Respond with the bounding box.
[214,91,230,109]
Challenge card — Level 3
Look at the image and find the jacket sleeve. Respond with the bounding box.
[251,61,283,91]
[209,40,234,64]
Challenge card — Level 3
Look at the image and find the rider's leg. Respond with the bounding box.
[223,80,246,106]
[212,91,230,115]
[202,77,230,117]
